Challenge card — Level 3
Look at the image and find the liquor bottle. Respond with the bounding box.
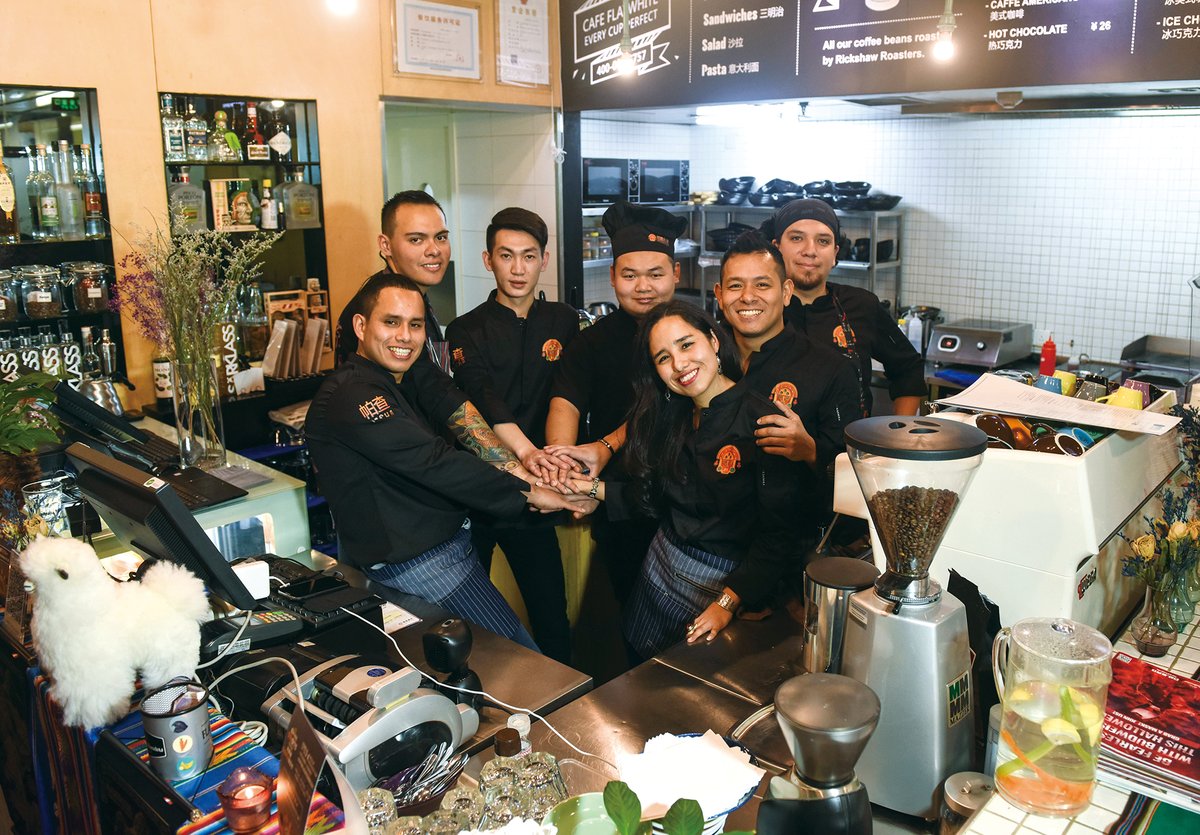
[79,326,101,380]
[28,146,61,241]
[97,328,118,379]
[208,110,241,162]
[38,326,63,379]
[283,167,321,229]
[76,144,105,239]
[259,179,278,230]
[54,141,86,241]
[243,102,270,161]
[152,356,174,416]
[0,338,19,383]
[168,167,209,232]
[184,97,209,163]
[0,155,19,243]
[238,282,270,362]
[265,104,293,163]
[61,325,83,389]
[17,330,42,373]
[160,93,186,163]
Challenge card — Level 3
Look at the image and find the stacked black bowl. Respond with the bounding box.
[708,221,756,252]
[717,176,755,205]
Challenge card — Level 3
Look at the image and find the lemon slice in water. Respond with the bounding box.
[1041,717,1082,745]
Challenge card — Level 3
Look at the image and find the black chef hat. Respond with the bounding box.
[602,200,689,260]
[762,198,840,246]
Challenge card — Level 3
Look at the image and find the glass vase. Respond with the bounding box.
[1170,573,1195,632]
[1130,583,1177,656]
[172,356,226,470]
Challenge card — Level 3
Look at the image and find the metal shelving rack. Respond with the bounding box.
[697,205,904,310]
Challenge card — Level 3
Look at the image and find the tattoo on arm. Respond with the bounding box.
[449,402,519,470]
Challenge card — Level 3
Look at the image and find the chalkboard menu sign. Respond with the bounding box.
[561,0,1200,111]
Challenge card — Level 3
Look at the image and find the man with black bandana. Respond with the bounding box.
[769,199,925,416]
[544,200,688,607]
[445,207,579,663]
[714,230,861,552]
[307,273,594,650]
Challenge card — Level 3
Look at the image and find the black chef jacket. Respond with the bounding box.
[445,291,580,448]
[783,282,925,414]
[549,307,639,443]
[305,353,528,569]
[742,325,861,470]
[608,383,804,609]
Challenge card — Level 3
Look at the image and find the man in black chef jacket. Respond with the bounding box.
[445,207,579,663]
[714,230,861,550]
[306,273,594,650]
[544,201,688,607]
[768,199,925,416]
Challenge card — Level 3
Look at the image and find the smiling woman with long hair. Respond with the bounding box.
[571,301,805,658]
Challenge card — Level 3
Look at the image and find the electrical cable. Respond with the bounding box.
[196,609,254,670]
[206,655,307,715]
[337,606,617,772]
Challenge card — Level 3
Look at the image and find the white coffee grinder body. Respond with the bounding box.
[837,417,988,820]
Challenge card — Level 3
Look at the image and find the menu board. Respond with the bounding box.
[562,0,1200,110]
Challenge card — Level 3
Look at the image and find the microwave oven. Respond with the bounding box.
[638,159,690,204]
[581,157,638,206]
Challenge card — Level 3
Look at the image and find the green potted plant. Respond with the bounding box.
[0,371,61,571]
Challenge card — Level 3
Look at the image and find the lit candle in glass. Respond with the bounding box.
[217,766,273,832]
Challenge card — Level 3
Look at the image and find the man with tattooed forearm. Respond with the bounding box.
[306,273,596,651]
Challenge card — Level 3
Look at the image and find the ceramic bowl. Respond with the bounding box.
[544,793,619,835]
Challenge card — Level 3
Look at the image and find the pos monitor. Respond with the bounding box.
[65,441,258,611]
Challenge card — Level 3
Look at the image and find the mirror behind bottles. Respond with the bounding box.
[0,85,105,247]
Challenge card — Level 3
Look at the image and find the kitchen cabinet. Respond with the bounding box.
[698,205,904,311]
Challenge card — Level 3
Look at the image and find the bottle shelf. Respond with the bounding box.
[164,160,319,168]
[0,236,112,248]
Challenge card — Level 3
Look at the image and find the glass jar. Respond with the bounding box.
[0,270,17,323]
[61,261,110,313]
[939,772,993,834]
[18,265,64,319]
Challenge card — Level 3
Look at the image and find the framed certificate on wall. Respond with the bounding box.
[394,0,481,79]
[497,0,549,86]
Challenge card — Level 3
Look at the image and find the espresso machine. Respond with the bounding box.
[758,673,880,835]
[839,417,988,820]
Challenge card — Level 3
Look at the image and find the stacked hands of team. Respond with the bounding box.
[514,401,814,516]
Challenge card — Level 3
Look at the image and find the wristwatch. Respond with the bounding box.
[715,592,738,613]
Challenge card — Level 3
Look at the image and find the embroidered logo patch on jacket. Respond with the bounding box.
[452,347,466,366]
[714,444,741,475]
[832,323,856,350]
[770,381,798,408]
[358,395,395,422]
[541,339,563,361]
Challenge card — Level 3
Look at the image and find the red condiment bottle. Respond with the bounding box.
[1038,334,1057,376]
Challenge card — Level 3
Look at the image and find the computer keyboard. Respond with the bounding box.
[268,585,381,629]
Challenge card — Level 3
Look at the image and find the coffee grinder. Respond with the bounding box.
[839,417,988,820]
[758,673,880,835]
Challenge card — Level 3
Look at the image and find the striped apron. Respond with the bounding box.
[623,527,738,659]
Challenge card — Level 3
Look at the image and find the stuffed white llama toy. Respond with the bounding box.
[20,536,211,729]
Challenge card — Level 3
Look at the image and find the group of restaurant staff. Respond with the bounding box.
[305,193,925,667]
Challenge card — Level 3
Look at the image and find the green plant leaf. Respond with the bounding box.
[603,781,645,835]
[661,798,704,835]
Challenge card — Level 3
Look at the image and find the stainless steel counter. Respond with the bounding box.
[462,609,934,832]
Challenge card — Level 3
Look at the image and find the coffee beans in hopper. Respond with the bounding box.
[866,486,960,576]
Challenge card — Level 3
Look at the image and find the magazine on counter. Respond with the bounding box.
[1097,652,1200,809]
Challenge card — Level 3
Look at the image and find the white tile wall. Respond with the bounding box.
[452,109,562,315]
[582,113,1200,361]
